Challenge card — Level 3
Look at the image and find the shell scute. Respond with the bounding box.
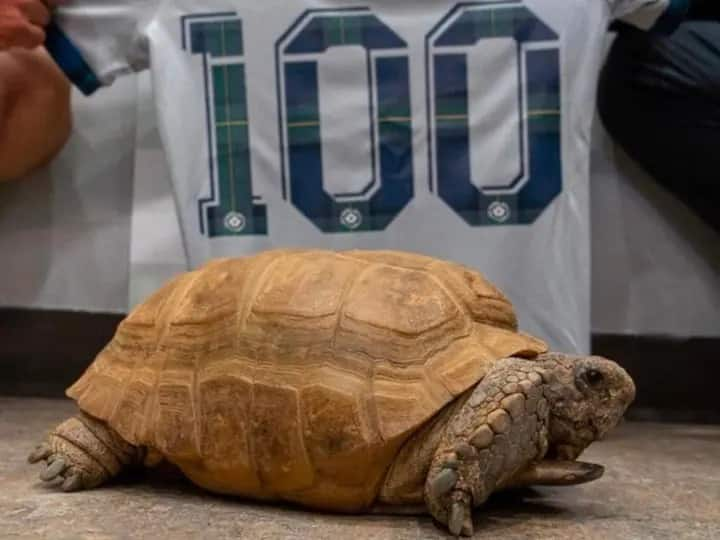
[107,368,155,443]
[301,383,370,484]
[153,370,198,459]
[372,379,439,442]
[197,368,255,469]
[171,270,237,326]
[246,253,360,349]
[343,265,458,336]
[428,261,517,329]
[123,273,187,327]
[251,382,315,492]
[253,252,359,318]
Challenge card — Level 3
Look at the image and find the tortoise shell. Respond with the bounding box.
[67,249,547,510]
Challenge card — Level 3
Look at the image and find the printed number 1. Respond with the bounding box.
[183,14,267,237]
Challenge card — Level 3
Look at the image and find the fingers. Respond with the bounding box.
[0,1,52,50]
[12,23,46,49]
[17,0,51,26]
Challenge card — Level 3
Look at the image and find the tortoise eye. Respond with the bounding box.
[583,369,604,387]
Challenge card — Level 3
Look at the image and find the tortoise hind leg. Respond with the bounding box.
[28,412,143,492]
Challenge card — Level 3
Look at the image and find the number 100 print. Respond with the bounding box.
[181,2,562,237]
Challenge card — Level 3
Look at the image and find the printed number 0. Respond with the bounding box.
[428,3,562,226]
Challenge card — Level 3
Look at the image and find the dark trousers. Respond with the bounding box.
[597,21,720,231]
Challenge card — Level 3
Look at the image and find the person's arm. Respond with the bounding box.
[0,47,71,182]
[0,0,71,181]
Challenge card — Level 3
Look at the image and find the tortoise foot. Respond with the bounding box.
[426,481,474,537]
[28,443,90,492]
[28,431,110,492]
[28,414,141,492]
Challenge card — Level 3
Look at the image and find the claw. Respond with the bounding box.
[46,475,65,488]
[461,514,474,537]
[28,444,51,464]
[430,468,458,499]
[40,458,67,481]
[448,501,465,537]
[61,474,83,492]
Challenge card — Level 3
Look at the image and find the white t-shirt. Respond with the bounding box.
[48,0,687,353]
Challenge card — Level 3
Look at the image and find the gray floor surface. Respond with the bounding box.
[1,398,718,539]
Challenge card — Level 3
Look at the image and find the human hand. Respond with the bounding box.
[0,0,64,50]
[0,46,72,181]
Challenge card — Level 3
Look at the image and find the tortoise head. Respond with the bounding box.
[539,353,636,461]
[423,353,635,535]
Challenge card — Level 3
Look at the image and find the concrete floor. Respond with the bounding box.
[1,398,718,540]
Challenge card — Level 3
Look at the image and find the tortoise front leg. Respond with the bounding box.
[28,412,143,491]
[424,358,550,536]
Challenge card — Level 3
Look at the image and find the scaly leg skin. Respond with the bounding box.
[424,357,554,537]
[28,412,143,492]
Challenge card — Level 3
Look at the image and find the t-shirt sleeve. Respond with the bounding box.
[45,1,161,96]
[610,0,691,33]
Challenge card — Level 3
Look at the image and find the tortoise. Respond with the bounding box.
[28,249,635,536]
